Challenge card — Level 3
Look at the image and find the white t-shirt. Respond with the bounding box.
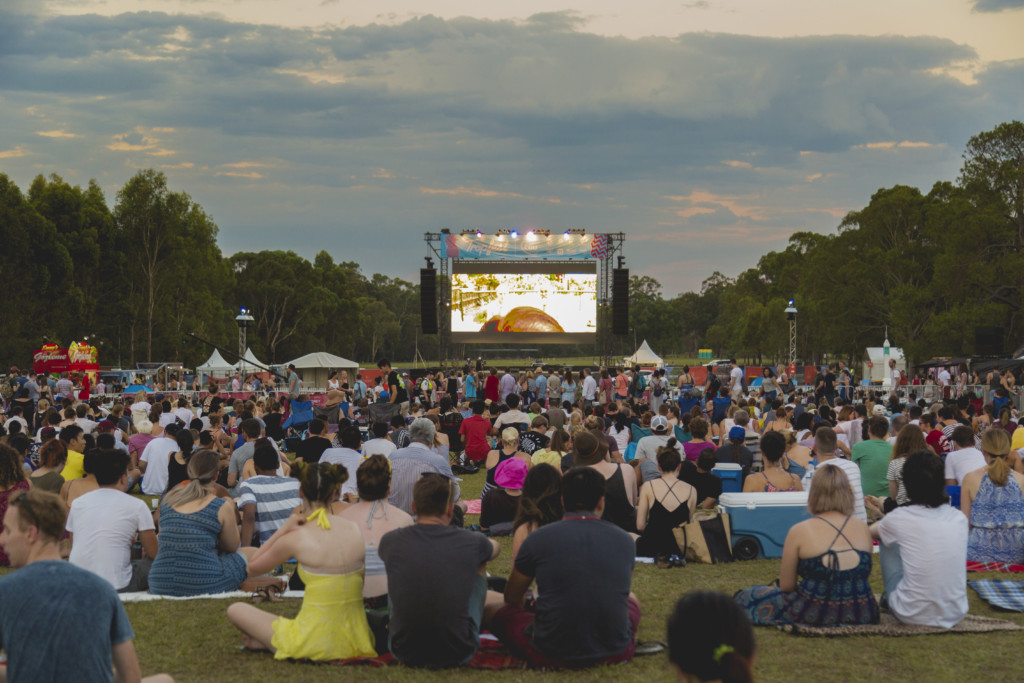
[131,400,152,414]
[318,447,361,498]
[944,447,987,485]
[877,504,968,629]
[494,410,531,430]
[75,417,97,435]
[937,369,951,387]
[66,488,155,590]
[635,434,682,463]
[730,367,744,391]
[158,413,177,428]
[802,457,867,522]
[140,437,178,495]
[581,375,598,400]
[362,439,396,459]
[174,407,194,425]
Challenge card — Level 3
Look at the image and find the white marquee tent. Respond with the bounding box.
[285,352,360,390]
[195,349,233,379]
[237,347,267,374]
[624,340,665,368]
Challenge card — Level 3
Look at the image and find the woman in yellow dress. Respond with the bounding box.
[227,461,376,661]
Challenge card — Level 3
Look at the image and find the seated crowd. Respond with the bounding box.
[0,360,1021,679]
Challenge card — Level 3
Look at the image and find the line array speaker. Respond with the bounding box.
[612,268,629,336]
[420,268,438,335]
[975,326,1003,356]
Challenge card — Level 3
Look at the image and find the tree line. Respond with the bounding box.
[628,121,1024,366]
[0,169,433,369]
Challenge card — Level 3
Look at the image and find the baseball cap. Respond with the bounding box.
[872,405,886,416]
[728,426,746,440]
[494,457,528,490]
[651,415,669,432]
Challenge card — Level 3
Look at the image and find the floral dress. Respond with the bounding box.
[967,474,1024,563]
[735,516,879,626]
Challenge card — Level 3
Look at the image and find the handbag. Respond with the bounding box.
[673,510,734,564]
[598,391,608,405]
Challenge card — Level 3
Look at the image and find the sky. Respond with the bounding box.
[2,0,1023,296]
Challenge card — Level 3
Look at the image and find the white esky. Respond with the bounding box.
[45,0,1023,65]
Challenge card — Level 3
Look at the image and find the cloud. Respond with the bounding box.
[0,10,1020,295]
[972,0,1024,11]
[37,129,77,138]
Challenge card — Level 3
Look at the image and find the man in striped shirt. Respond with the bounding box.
[237,443,301,546]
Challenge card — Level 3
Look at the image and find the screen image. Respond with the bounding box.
[451,273,597,335]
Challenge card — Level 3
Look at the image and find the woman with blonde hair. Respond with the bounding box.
[228,460,376,660]
[735,465,878,625]
[962,428,1024,563]
[482,427,530,497]
[148,449,249,596]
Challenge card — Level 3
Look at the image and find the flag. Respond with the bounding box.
[591,234,608,259]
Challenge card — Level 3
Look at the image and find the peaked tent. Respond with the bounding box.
[196,349,233,379]
[236,347,267,374]
[285,352,360,390]
[624,340,665,368]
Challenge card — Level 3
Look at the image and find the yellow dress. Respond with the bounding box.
[270,565,377,661]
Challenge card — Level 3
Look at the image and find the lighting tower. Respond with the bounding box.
[785,299,797,365]
[235,308,254,373]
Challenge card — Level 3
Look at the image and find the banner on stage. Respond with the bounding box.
[442,232,609,260]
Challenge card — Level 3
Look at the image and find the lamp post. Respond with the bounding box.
[235,308,254,374]
[785,299,797,366]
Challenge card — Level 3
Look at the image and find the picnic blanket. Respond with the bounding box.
[970,580,1024,612]
[967,561,1024,573]
[330,634,526,670]
[777,612,1021,637]
[464,499,482,515]
[120,590,303,603]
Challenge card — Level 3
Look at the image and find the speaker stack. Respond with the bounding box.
[612,268,629,335]
[420,268,437,335]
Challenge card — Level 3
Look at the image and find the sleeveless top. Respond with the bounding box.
[601,465,636,533]
[967,474,1024,563]
[165,455,188,492]
[760,471,799,493]
[636,480,693,558]
[482,448,517,497]
[363,500,388,577]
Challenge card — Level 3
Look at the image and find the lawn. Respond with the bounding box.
[122,469,1024,682]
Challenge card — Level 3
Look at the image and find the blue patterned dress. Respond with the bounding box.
[734,516,879,626]
[967,474,1024,563]
[148,497,248,596]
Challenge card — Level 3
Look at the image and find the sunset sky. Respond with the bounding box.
[3,0,1022,294]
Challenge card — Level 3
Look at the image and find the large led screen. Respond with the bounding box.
[451,272,597,343]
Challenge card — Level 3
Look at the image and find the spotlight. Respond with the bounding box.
[510,230,518,238]
[476,230,482,237]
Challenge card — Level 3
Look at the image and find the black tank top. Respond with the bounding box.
[601,465,637,534]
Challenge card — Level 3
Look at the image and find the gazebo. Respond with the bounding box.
[285,352,360,390]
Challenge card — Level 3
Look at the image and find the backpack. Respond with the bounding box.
[631,373,646,395]
[653,378,664,398]
[707,373,721,396]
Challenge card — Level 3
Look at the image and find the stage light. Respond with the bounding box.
[526,230,537,242]
[461,229,476,236]
[476,230,482,237]
[510,230,518,238]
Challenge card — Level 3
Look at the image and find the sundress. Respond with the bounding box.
[735,516,879,626]
[967,474,1024,563]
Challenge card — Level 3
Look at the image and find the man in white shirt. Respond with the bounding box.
[66,448,158,592]
[173,398,194,426]
[157,400,177,428]
[581,369,598,407]
[937,367,951,388]
[802,426,867,522]
[635,415,683,464]
[319,425,363,499]
[139,424,181,495]
[872,450,968,629]
[492,394,531,433]
[75,404,97,435]
[729,360,744,401]
[362,422,397,459]
[944,425,987,485]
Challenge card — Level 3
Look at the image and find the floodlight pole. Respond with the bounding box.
[235,308,254,375]
[785,300,798,365]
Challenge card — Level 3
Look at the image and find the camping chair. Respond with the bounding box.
[282,400,314,434]
[630,423,652,443]
[368,402,401,428]
[440,412,465,464]
[313,403,341,425]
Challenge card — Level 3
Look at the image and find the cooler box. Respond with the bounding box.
[718,492,811,560]
[711,463,744,493]
[946,485,961,509]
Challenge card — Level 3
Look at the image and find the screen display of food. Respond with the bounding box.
[451,272,597,342]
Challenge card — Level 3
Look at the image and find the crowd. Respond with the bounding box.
[0,356,1021,680]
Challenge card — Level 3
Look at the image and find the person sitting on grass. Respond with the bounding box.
[339,454,413,607]
[668,591,755,683]
[237,442,301,548]
[480,457,527,535]
[635,442,696,559]
[66,448,158,593]
[148,450,250,597]
[871,450,968,629]
[493,467,641,668]
[743,431,803,493]
[511,463,564,561]
[734,465,879,626]
[961,428,1024,564]
[379,472,504,668]
[0,489,174,682]
[227,461,376,661]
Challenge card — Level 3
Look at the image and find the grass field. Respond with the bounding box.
[120,470,1024,682]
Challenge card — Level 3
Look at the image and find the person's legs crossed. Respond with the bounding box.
[226,603,279,652]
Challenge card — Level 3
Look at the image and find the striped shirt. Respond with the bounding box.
[236,475,301,544]
[801,457,867,522]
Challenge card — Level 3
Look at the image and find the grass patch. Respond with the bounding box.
[86,470,1024,680]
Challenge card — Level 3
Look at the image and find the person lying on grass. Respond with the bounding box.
[493,467,642,668]
[227,461,377,661]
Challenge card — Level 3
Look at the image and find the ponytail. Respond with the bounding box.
[719,648,754,683]
[989,455,1011,487]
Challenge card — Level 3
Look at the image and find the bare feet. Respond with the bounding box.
[241,635,269,652]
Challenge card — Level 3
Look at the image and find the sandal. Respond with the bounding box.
[250,584,284,603]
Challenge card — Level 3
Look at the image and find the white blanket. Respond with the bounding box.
[120,590,303,603]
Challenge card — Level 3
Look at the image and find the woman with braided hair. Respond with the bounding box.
[227,459,376,661]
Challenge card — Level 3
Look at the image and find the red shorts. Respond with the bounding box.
[491,596,641,668]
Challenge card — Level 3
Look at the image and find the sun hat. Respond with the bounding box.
[494,457,528,490]
[651,415,669,433]
[324,390,345,409]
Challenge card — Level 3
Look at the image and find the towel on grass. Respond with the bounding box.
[970,580,1024,612]
[120,590,303,603]
[777,612,1021,637]
[967,561,1024,573]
